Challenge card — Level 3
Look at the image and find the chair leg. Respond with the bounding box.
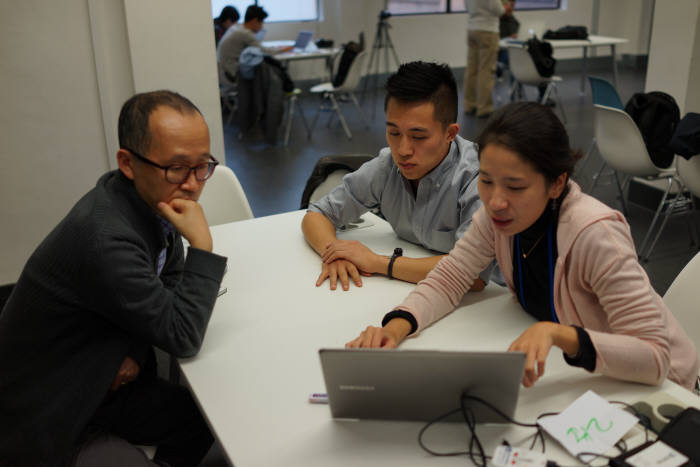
[639,177,676,261]
[552,85,567,124]
[350,92,369,129]
[613,171,628,216]
[309,99,323,140]
[329,93,352,140]
[579,138,597,176]
[297,99,311,139]
[284,95,295,146]
[589,159,607,193]
[640,179,684,262]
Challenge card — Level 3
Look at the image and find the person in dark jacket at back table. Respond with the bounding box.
[0,90,227,467]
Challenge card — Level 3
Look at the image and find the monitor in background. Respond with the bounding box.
[294,30,314,51]
[319,348,525,423]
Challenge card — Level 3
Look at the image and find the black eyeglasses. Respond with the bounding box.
[123,147,218,184]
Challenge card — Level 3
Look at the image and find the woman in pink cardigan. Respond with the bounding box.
[347,102,699,390]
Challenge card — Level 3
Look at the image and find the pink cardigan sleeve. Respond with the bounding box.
[394,207,497,333]
[571,219,671,385]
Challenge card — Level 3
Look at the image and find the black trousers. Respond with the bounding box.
[79,374,213,467]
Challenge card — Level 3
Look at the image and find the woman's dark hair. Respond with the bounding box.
[217,6,240,24]
[384,61,458,127]
[475,102,582,182]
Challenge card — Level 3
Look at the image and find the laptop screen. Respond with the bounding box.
[319,348,525,423]
[294,30,313,50]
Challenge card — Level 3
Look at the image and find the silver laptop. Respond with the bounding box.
[293,30,313,51]
[319,348,525,423]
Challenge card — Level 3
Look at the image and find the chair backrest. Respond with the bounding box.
[198,165,254,226]
[308,169,350,206]
[335,51,366,92]
[588,76,623,109]
[678,156,700,198]
[508,46,545,85]
[300,154,374,208]
[663,251,700,363]
[593,104,664,177]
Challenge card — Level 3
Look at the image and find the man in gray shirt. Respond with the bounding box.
[303,61,493,291]
[217,5,292,81]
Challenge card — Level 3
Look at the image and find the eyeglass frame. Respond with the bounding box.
[122,147,219,184]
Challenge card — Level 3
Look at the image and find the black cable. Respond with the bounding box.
[418,392,550,465]
[417,407,470,457]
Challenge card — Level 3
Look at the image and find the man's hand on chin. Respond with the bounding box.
[157,199,213,252]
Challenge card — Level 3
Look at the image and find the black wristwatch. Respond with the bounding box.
[387,247,403,279]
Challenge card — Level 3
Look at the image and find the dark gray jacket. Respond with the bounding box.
[0,171,227,467]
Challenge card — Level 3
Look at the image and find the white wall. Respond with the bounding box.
[645,0,700,114]
[0,0,224,285]
[0,1,111,285]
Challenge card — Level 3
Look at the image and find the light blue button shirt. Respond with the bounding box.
[309,135,497,281]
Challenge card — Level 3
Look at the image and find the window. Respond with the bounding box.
[386,0,560,15]
[210,0,318,23]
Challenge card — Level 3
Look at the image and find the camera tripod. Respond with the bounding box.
[361,10,401,119]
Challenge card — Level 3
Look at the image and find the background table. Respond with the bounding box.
[502,35,629,94]
[263,40,340,80]
[179,211,698,466]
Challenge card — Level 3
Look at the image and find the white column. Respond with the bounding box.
[645,0,700,114]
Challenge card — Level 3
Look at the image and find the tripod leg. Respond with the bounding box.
[383,28,401,68]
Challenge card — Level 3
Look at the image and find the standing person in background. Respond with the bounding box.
[464,0,514,118]
[214,5,240,46]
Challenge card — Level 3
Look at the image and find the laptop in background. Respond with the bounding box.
[293,30,313,51]
[319,349,525,423]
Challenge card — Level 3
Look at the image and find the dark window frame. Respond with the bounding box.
[386,0,561,16]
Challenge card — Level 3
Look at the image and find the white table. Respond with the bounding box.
[502,35,629,94]
[263,40,340,80]
[179,211,698,466]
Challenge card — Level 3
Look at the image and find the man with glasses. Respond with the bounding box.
[0,90,226,467]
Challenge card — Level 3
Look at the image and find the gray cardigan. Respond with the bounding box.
[0,171,227,467]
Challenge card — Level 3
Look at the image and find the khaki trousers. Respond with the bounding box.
[464,30,500,116]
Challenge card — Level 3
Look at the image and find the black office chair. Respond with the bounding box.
[300,154,374,209]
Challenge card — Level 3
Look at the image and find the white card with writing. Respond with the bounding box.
[537,390,638,462]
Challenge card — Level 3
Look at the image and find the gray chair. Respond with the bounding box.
[508,46,567,124]
[308,51,369,140]
[300,154,374,209]
[592,104,692,261]
[663,251,700,391]
[198,165,254,225]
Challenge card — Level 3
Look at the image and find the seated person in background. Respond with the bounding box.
[217,5,292,82]
[302,61,495,292]
[214,5,240,46]
[347,102,700,392]
[0,90,227,467]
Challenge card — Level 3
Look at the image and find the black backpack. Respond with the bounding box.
[624,91,681,168]
[526,36,555,78]
[332,37,364,88]
[543,25,588,40]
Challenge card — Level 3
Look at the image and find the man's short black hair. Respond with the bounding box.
[217,5,240,24]
[384,61,458,127]
[244,5,268,23]
[118,90,202,156]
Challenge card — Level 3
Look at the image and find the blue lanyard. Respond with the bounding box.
[515,222,558,323]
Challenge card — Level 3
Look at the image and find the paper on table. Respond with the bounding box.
[537,390,638,462]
